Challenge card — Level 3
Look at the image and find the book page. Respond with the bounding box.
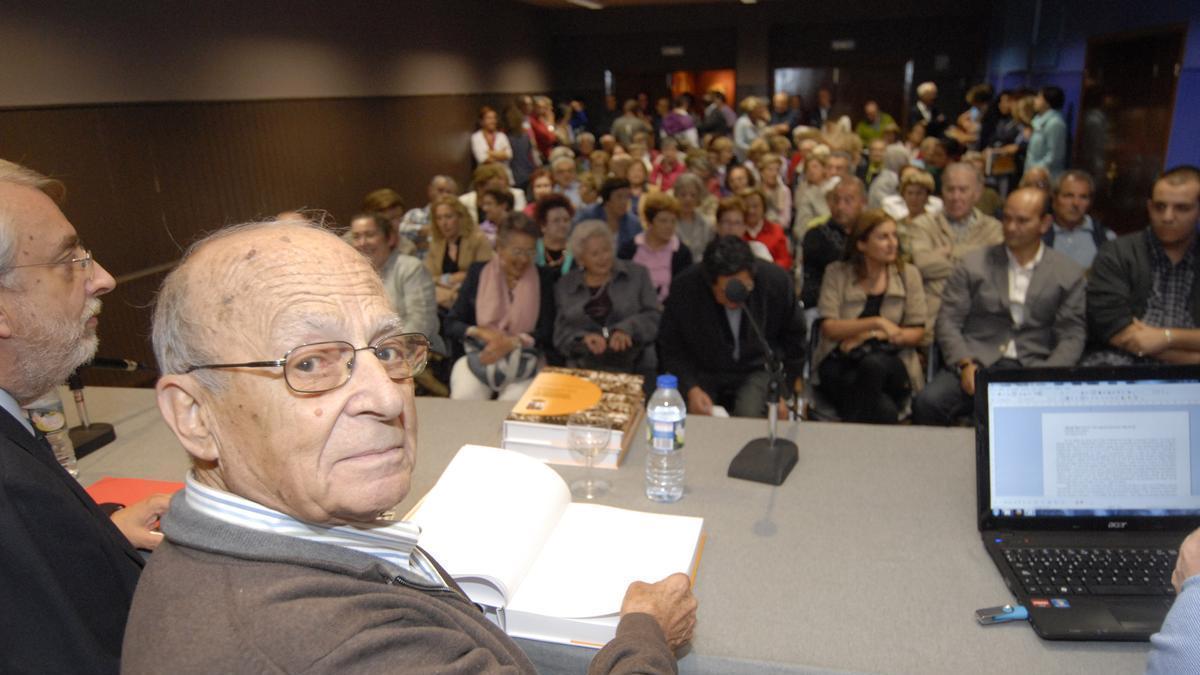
[409,445,571,606]
[508,503,703,619]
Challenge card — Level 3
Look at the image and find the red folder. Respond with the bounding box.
[85,477,184,507]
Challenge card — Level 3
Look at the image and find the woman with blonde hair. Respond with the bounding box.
[814,209,926,423]
[426,195,494,309]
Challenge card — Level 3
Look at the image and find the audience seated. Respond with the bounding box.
[867,144,910,210]
[470,105,513,178]
[1044,169,1115,269]
[757,152,792,230]
[671,172,715,261]
[861,139,888,188]
[792,150,834,232]
[738,187,792,270]
[815,209,927,423]
[444,215,558,400]
[574,177,642,250]
[650,137,686,192]
[555,220,661,380]
[856,100,897,145]
[425,196,494,310]
[478,187,513,247]
[399,175,458,256]
[1084,166,1200,366]
[883,168,941,262]
[460,163,526,226]
[801,177,867,308]
[912,188,1086,426]
[347,213,444,356]
[908,162,1003,330]
[715,196,773,263]
[551,155,582,209]
[658,236,805,418]
[523,168,553,216]
[618,191,693,303]
[532,193,575,275]
[361,188,416,256]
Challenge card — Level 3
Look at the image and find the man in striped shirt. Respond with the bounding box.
[122,219,695,673]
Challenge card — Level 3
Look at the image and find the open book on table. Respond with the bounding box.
[407,445,704,648]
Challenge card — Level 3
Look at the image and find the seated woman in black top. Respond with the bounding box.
[814,209,927,423]
[554,219,660,381]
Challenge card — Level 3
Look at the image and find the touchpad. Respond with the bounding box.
[1110,598,1170,630]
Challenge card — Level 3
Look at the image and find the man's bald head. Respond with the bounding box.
[153,221,384,389]
[152,219,415,524]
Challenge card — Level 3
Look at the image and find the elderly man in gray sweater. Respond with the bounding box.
[121,220,695,673]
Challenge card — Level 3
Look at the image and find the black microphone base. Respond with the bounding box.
[70,423,116,459]
[727,437,798,486]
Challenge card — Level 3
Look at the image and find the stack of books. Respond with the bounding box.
[502,367,644,469]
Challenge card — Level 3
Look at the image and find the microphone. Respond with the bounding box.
[87,357,154,371]
[723,277,799,486]
[66,367,117,459]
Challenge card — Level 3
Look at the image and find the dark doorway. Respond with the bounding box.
[1076,26,1185,233]
[774,65,906,131]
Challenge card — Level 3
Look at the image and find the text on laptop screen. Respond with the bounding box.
[988,378,1200,517]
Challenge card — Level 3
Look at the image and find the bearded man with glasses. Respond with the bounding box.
[121,219,695,673]
[0,159,169,674]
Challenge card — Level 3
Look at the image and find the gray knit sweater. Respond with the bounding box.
[121,493,676,674]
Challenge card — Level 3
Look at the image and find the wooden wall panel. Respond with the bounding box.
[0,94,507,382]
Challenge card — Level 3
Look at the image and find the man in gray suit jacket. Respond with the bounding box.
[912,188,1086,425]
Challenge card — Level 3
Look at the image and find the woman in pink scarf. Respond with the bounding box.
[444,215,558,400]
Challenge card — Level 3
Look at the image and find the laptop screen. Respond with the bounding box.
[986,374,1200,519]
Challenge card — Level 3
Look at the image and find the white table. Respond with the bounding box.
[75,387,1152,674]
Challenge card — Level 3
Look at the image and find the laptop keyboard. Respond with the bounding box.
[1003,547,1178,597]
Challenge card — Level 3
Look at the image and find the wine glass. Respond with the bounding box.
[567,413,612,500]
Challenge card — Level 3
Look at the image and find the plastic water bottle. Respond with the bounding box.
[645,374,685,503]
[24,388,79,478]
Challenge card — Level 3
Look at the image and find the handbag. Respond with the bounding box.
[463,337,541,391]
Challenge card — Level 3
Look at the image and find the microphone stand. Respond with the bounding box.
[67,370,117,459]
[726,290,798,486]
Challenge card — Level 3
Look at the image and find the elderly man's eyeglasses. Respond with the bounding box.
[9,249,94,279]
[185,332,429,394]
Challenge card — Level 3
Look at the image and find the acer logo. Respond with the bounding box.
[1107,521,1128,529]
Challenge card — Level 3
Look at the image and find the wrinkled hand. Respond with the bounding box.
[686,386,713,416]
[582,333,608,355]
[620,573,698,652]
[608,330,633,352]
[479,335,517,365]
[1173,528,1200,594]
[111,493,171,550]
[960,362,978,397]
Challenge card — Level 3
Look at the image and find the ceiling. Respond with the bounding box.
[517,0,757,8]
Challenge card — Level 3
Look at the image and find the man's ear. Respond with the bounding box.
[1039,212,1054,235]
[156,374,220,463]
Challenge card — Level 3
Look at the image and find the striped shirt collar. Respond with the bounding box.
[183,472,445,588]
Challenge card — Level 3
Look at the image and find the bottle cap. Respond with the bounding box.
[656,374,678,390]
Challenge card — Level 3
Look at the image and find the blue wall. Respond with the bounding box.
[985,0,1200,169]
